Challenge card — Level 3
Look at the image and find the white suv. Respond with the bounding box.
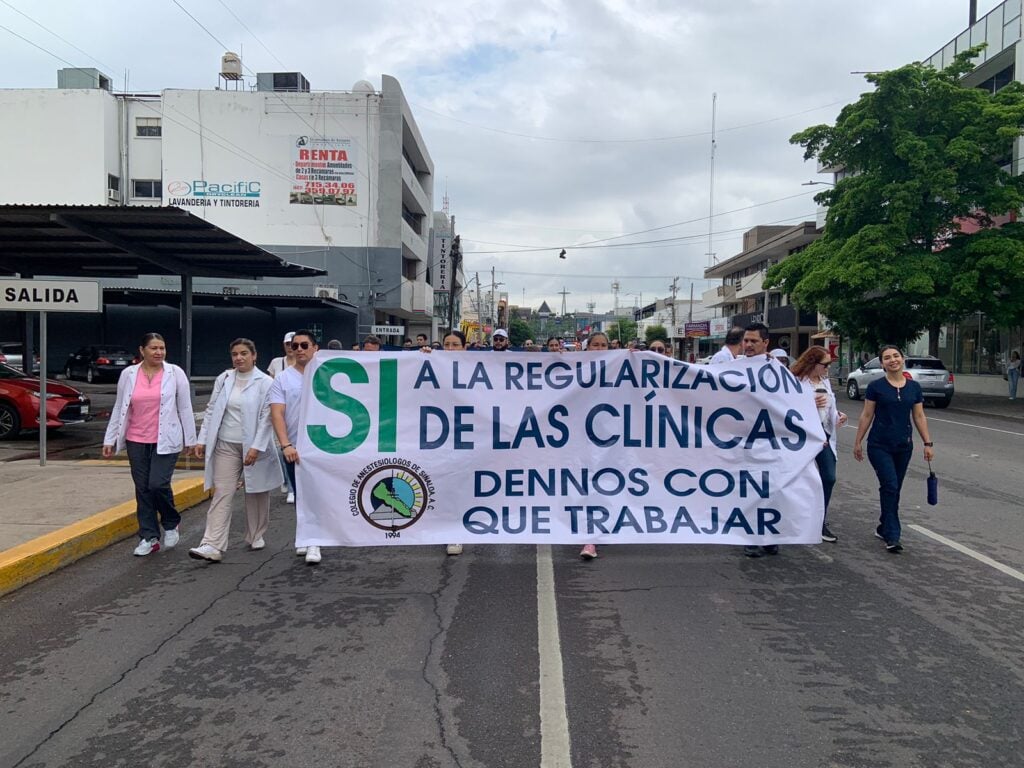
[845,355,954,408]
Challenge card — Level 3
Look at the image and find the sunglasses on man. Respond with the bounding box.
[290,341,312,350]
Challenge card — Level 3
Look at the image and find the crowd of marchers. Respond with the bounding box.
[101,322,932,566]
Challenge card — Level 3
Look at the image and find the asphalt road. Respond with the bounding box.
[0,399,1022,768]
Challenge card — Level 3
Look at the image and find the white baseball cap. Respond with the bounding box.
[283,332,296,343]
[493,329,509,338]
[769,348,788,358]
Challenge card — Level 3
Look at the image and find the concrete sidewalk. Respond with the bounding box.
[0,460,210,597]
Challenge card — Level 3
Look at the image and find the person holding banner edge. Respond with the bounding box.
[579,330,612,560]
[269,329,323,565]
[790,346,847,543]
[437,330,469,556]
[852,345,934,553]
[741,323,779,558]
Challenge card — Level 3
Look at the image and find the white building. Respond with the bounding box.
[0,65,441,342]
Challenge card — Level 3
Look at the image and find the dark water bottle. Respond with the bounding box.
[927,462,938,506]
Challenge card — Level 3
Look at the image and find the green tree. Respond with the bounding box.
[508,317,533,346]
[606,317,637,344]
[765,48,1024,353]
[645,324,669,344]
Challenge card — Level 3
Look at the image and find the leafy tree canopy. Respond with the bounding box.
[765,47,1024,351]
[645,324,669,344]
[606,317,638,343]
[508,317,533,346]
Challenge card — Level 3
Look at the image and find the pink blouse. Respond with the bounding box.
[125,368,164,443]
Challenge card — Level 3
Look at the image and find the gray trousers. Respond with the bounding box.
[126,441,180,541]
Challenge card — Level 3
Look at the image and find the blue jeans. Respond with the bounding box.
[284,459,297,501]
[867,444,913,543]
[277,447,295,492]
[1009,368,1020,399]
[125,441,181,541]
[814,445,836,522]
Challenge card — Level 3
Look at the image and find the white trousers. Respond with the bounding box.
[201,440,270,552]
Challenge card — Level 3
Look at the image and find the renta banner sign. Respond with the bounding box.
[295,352,825,547]
[0,279,101,313]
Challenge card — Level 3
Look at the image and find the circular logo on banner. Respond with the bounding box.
[354,462,431,531]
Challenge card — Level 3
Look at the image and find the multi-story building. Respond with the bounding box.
[0,64,443,367]
[702,222,821,356]
[916,0,1023,380]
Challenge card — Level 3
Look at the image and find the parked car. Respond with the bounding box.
[0,362,91,439]
[845,355,954,408]
[63,345,137,383]
[0,342,40,374]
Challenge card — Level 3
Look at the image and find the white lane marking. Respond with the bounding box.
[536,545,573,768]
[925,417,1024,437]
[908,524,1024,584]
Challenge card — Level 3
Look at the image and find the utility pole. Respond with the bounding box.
[688,282,695,361]
[447,233,460,335]
[475,271,483,344]
[669,277,679,354]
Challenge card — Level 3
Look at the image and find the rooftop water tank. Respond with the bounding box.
[221,52,243,81]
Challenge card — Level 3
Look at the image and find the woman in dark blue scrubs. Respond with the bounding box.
[852,345,935,552]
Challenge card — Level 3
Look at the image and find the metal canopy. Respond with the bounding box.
[0,205,325,280]
[0,205,327,378]
[104,287,358,315]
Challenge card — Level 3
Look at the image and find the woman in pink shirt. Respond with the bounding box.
[103,333,197,556]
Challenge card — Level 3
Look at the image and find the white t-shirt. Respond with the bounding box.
[267,356,291,378]
[268,365,304,445]
[219,370,253,443]
[709,346,735,364]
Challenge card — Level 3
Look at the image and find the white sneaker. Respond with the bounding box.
[133,538,160,556]
[295,547,307,556]
[163,528,180,549]
[188,544,222,562]
[305,545,322,564]
[280,484,288,493]
[446,544,463,556]
[286,492,295,504]
[251,538,265,550]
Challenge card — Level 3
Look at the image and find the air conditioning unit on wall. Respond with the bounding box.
[107,188,120,203]
[315,285,338,300]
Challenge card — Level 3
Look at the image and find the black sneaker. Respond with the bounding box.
[821,525,838,543]
[744,545,764,558]
[763,545,780,555]
[885,540,903,553]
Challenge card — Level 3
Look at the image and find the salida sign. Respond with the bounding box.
[166,180,262,208]
[0,279,102,313]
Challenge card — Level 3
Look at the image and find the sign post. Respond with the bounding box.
[0,279,102,466]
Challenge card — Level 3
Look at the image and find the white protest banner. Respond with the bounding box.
[295,352,825,547]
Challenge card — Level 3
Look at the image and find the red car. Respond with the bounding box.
[0,362,91,440]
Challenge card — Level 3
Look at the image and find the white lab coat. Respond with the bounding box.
[104,362,197,455]
[197,367,283,494]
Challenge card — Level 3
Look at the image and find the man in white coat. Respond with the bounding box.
[189,338,283,562]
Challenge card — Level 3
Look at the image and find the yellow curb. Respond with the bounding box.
[0,477,211,599]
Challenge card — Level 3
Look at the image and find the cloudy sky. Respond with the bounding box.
[0,0,989,313]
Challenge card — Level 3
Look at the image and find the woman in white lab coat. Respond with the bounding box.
[103,332,196,557]
[189,338,282,562]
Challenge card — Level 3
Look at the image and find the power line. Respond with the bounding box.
[0,0,119,74]
[410,99,849,145]
[463,195,819,254]
[465,215,815,254]
[214,0,287,69]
